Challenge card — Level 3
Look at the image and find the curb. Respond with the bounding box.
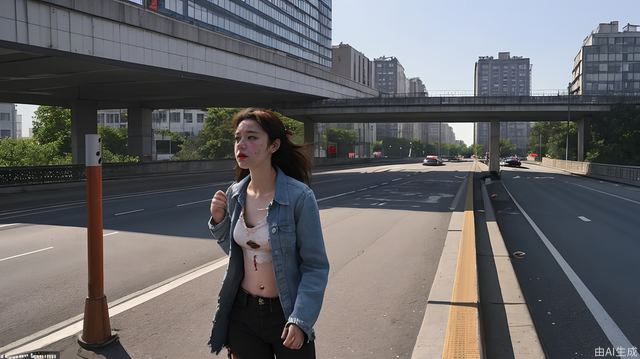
[481,177,545,358]
[411,162,482,358]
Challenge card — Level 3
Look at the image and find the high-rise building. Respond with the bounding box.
[474,52,532,156]
[571,21,640,95]
[0,103,18,139]
[374,56,408,140]
[404,77,429,143]
[331,43,373,87]
[374,56,408,94]
[326,43,375,157]
[157,0,332,68]
[408,77,427,95]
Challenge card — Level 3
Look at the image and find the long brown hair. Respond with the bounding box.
[231,108,312,184]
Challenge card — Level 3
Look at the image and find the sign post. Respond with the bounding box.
[78,134,117,348]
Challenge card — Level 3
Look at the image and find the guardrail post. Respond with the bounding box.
[78,134,118,349]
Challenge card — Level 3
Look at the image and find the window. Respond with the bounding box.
[184,113,193,123]
[197,113,204,123]
[0,113,9,121]
[170,113,181,123]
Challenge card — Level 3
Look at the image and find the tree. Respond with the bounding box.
[585,105,640,165]
[98,126,130,158]
[499,138,517,157]
[0,138,68,166]
[32,106,72,156]
[528,121,576,160]
[198,108,237,159]
[279,114,304,145]
[326,127,358,157]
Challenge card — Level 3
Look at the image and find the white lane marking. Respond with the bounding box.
[114,209,144,216]
[0,182,232,220]
[392,178,403,182]
[571,183,640,206]
[104,231,119,237]
[578,216,592,222]
[1,257,230,356]
[177,199,210,207]
[0,247,54,263]
[377,202,386,206]
[313,178,345,184]
[369,185,378,189]
[381,182,389,186]
[316,191,356,203]
[503,185,634,351]
[0,223,21,229]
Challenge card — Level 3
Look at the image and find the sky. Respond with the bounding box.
[16,0,640,145]
[331,0,639,145]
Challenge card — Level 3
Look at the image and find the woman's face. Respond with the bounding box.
[234,119,279,170]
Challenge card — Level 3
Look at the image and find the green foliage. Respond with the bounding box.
[585,105,640,165]
[172,136,202,160]
[32,106,72,156]
[499,138,517,158]
[197,108,237,159]
[326,127,358,157]
[98,126,128,156]
[528,121,576,160]
[279,114,304,144]
[469,144,484,157]
[0,138,70,166]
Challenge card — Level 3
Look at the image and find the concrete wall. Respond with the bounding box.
[542,158,640,186]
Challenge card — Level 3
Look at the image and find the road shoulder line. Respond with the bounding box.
[482,180,545,358]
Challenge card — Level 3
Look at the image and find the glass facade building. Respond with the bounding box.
[158,0,332,67]
[572,21,640,95]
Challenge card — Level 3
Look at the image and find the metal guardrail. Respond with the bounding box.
[303,95,640,108]
[0,165,86,186]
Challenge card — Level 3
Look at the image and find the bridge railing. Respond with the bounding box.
[311,94,640,107]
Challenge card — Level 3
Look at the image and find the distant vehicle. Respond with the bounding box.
[423,155,443,166]
[504,157,521,167]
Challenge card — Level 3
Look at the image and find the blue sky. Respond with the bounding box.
[17,0,639,144]
[332,0,639,144]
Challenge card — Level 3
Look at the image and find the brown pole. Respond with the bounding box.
[79,134,117,348]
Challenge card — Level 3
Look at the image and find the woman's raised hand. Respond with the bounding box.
[210,190,228,224]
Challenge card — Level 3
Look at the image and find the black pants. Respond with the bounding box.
[227,289,316,359]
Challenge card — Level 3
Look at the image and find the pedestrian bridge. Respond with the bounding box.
[278,94,640,123]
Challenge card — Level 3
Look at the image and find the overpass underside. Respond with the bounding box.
[0,0,376,163]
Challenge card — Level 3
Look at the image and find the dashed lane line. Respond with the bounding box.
[0,247,54,263]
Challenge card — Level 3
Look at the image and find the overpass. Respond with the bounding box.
[279,94,640,173]
[0,0,376,162]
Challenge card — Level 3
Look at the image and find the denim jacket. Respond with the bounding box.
[207,167,329,354]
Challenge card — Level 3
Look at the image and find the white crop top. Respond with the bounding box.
[233,210,273,269]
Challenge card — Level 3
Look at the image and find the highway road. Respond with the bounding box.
[0,161,472,358]
[488,163,640,358]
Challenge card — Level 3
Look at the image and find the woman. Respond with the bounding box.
[207,108,329,358]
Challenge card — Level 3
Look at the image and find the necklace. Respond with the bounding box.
[256,200,272,211]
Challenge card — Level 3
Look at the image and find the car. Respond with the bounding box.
[422,155,443,166]
[504,157,521,167]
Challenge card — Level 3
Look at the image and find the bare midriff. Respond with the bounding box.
[234,210,278,297]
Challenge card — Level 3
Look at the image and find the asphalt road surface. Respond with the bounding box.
[0,161,472,358]
[489,163,640,358]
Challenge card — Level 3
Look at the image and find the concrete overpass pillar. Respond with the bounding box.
[303,120,315,158]
[128,108,153,162]
[489,120,500,175]
[577,118,585,162]
[71,101,98,165]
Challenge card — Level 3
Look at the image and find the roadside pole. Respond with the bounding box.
[78,134,118,348]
